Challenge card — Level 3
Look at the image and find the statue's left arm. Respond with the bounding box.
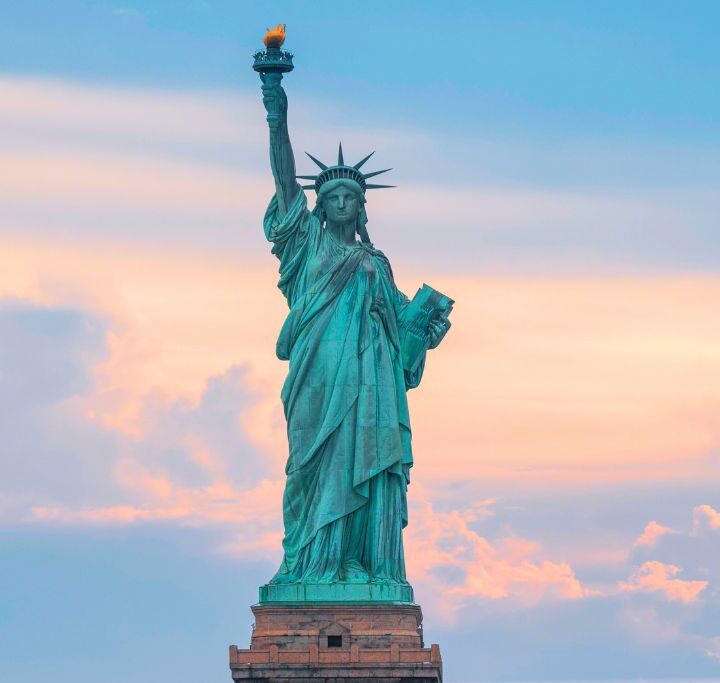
[427,317,451,350]
[393,282,452,389]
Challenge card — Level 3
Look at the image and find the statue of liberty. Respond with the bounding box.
[255,28,452,594]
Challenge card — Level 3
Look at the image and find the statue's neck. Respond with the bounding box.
[326,220,357,246]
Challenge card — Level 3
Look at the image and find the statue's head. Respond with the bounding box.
[299,144,393,244]
[316,178,366,234]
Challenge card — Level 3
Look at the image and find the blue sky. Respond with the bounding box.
[2,3,720,682]
[3,1,720,141]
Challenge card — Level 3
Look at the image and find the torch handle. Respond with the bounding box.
[262,71,283,86]
[259,71,287,130]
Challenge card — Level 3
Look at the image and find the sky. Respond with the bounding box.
[1,2,720,682]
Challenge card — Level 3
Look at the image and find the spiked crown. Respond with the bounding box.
[297,143,394,194]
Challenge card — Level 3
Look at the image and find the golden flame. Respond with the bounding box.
[263,24,286,48]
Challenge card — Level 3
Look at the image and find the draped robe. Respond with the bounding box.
[265,191,425,584]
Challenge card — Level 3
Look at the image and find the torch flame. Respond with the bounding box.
[263,24,286,48]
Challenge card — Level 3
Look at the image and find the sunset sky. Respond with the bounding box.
[2,2,720,682]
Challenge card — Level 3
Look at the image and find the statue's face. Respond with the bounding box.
[322,186,360,225]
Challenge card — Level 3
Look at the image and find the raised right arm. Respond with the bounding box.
[260,73,300,219]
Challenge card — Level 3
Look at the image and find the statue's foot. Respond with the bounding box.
[269,562,300,584]
[269,571,294,584]
[341,560,370,583]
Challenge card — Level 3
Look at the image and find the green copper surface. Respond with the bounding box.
[259,582,415,605]
[253,32,452,604]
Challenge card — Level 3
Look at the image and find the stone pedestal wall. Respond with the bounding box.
[229,603,442,682]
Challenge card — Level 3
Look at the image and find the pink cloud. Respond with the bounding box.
[220,530,285,561]
[2,150,268,216]
[31,504,187,524]
[24,364,285,538]
[0,75,264,150]
[405,488,596,621]
[31,471,283,529]
[619,561,708,603]
[635,520,675,546]
[693,503,720,532]
[115,459,175,500]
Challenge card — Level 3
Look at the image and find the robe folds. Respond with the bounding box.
[264,191,426,585]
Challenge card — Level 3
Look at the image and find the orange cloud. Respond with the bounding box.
[619,561,707,603]
[635,520,674,546]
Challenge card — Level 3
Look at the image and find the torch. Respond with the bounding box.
[252,25,294,129]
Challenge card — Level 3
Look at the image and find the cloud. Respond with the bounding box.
[694,503,720,532]
[630,504,720,590]
[0,298,106,406]
[620,561,707,603]
[1,74,719,671]
[0,76,258,151]
[0,299,117,516]
[405,490,596,621]
[0,296,600,596]
[4,238,720,487]
[705,636,720,664]
[112,7,144,21]
[23,364,286,535]
[2,76,720,272]
[0,296,608,610]
[0,298,282,542]
[635,520,675,546]
[409,273,720,485]
[32,475,283,530]
[617,605,685,645]
[2,295,719,675]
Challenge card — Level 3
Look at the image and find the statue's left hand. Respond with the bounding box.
[427,317,451,350]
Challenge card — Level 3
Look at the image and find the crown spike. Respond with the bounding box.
[305,152,328,170]
[353,151,375,170]
[302,149,395,192]
[362,168,392,180]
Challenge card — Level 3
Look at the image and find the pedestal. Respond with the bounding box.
[229,603,442,682]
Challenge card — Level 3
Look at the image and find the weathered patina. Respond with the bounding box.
[255,26,451,603]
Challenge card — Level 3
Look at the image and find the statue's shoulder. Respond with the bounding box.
[365,245,396,281]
